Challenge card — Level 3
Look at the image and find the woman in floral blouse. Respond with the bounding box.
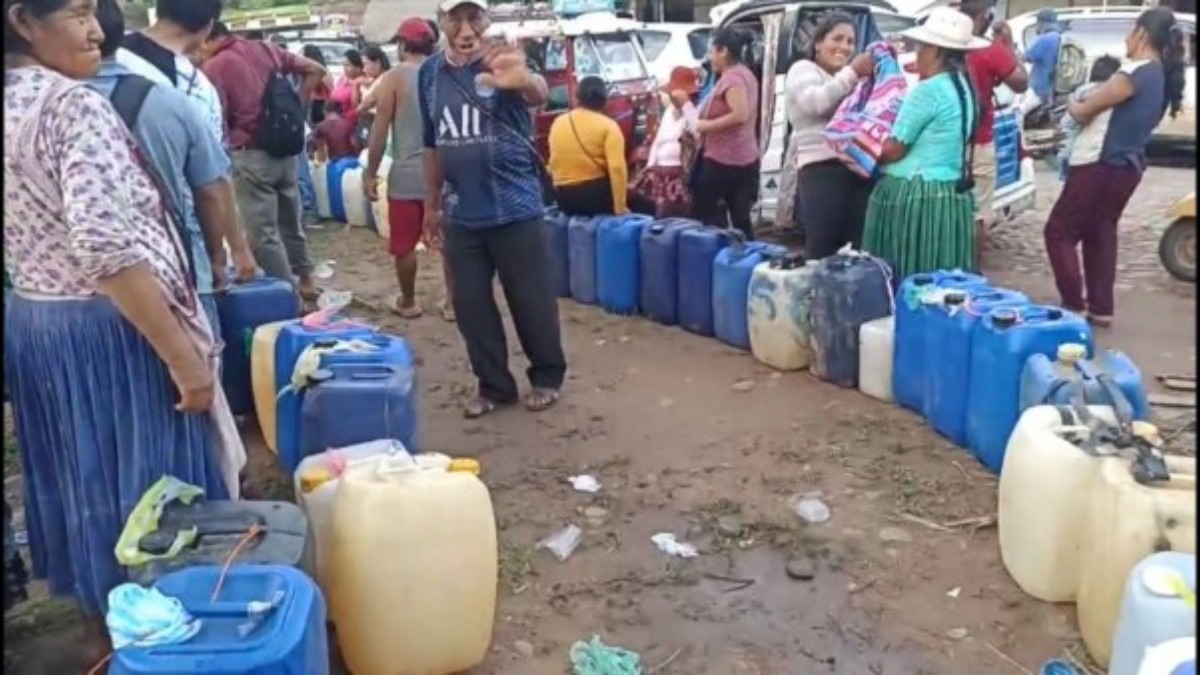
[3,0,242,662]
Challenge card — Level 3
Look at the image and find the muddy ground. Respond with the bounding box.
[4,165,1195,674]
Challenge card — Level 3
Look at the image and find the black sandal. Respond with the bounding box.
[463,397,504,419]
[523,388,560,413]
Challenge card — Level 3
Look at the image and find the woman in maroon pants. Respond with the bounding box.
[1043,6,1185,328]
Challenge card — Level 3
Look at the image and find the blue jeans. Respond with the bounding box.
[297,155,316,215]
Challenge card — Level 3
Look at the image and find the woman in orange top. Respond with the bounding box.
[547,76,628,216]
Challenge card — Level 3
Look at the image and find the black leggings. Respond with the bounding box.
[554,177,613,217]
[795,159,872,260]
[691,158,759,240]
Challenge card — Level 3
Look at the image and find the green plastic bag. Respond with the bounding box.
[113,476,205,567]
[569,636,642,675]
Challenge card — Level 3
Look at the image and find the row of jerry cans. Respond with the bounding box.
[887,269,1149,473]
[249,316,419,475]
[293,442,497,675]
[546,212,786,346]
[112,443,499,675]
[546,212,897,381]
[311,154,391,238]
[998,405,1196,671]
[749,251,894,388]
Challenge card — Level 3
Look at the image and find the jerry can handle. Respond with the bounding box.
[1093,372,1134,427]
[373,452,451,477]
[349,370,396,380]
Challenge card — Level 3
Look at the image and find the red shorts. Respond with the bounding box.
[387,199,424,257]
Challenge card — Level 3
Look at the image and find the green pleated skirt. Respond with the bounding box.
[862,174,976,283]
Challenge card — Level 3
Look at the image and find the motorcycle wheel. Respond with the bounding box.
[1159,217,1196,283]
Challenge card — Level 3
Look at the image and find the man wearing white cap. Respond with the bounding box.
[418,0,567,418]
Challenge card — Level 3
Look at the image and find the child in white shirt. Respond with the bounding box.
[1058,55,1122,181]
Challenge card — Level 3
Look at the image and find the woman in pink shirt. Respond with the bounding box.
[692,27,760,240]
[330,48,363,124]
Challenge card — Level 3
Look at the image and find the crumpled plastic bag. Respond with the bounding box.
[113,476,205,567]
[106,583,201,650]
[283,339,380,393]
[569,635,642,675]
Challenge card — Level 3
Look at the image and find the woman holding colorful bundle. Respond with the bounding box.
[783,12,875,259]
[862,7,986,281]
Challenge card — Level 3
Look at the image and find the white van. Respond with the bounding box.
[715,0,1038,225]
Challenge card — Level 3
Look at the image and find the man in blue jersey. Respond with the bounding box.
[1019,8,1064,116]
[420,0,567,419]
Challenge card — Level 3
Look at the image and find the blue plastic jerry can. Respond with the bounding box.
[1019,343,1150,421]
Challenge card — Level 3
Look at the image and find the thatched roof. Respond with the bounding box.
[361,0,442,42]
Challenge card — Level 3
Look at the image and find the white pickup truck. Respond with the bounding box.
[713,0,1038,225]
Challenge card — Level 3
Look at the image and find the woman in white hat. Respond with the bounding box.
[862,7,989,282]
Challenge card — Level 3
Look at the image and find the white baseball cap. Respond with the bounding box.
[439,0,488,13]
[900,7,990,51]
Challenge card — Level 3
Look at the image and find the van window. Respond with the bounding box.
[874,12,917,41]
[1024,19,1130,61]
[545,37,569,72]
[785,9,876,73]
[581,33,650,82]
[635,29,672,61]
[687,28,712,60]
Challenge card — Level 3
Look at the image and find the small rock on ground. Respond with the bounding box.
[513,640,535,658]
[785,557,817,581]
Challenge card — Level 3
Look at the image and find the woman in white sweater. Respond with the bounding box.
[782,13,875,259]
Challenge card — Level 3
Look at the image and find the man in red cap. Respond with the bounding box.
[364,18,455,321]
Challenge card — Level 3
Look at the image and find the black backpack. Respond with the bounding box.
[254,43,306,158]
[105,73,197,285]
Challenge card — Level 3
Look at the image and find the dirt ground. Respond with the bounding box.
[4,165,1196,675]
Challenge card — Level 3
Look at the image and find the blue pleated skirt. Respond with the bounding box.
[4,294,229,615]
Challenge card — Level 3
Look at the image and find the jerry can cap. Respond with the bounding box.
[1056,343,1087,364]
[313,338,338,348]
[1140,563,1195,599]
[1130,420,1162,445]
[299,466,336,493]
[991,308,1019,327]
[448,458,482,476]
[943,290,967,306]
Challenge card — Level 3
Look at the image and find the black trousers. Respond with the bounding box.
[443,218,568,403]
[691,157,759,240]
[795,159,872,260]
[554,178,613,217]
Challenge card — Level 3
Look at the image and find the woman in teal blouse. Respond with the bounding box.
[863,8,988,282]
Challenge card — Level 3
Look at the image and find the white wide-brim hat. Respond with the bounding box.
[901,7,990,51]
